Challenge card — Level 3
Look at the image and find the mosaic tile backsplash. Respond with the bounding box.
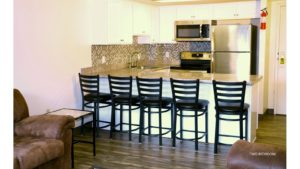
[91,42,211,66]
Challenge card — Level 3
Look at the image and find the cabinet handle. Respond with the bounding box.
[191,16,195,18]
[120,39,124,42]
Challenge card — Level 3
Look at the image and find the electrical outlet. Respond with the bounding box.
[137,53,141,60]
[101,56,106,64]
[165,52,170,58]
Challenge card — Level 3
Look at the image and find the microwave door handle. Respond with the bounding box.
[199,24,202,38]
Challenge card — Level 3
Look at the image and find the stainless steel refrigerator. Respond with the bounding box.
[212,25,257,75]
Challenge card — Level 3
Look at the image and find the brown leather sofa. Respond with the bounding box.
[227,140,286,169]
[14,89,75,169]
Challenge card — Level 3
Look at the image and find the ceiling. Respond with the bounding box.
[135,0,258,5]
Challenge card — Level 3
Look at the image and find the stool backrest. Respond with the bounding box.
[108,75,133,100]
[78,73,100,99]
[136,77,162,102]
[170,78,200,107]
[212,80,246,113]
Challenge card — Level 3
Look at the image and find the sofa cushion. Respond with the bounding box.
[227,140,286,169]
[14,136,64,169]
[14,114,75,139]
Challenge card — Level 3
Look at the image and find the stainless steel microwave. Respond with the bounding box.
[175,20,216,41]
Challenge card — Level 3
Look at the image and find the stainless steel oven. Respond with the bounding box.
[170,51,212,73]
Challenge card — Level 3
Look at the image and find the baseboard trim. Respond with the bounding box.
[264,109,274,115]
[252,136,257,143]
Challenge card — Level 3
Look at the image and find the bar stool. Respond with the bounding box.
[78,73,111,136]
[136,77,173,146]
[212,80,249,154]
[170,78,209,150]
[108,75,140,141]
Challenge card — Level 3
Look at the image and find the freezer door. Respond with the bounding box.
[213,52,251,75]
[213,25,252,52]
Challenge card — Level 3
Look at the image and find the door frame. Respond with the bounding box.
[268,0,286,114]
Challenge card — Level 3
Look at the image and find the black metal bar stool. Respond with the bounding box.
[78,73,111,136]
[170,78,209,150]
[212,80,249,154]
[108,75,140,141]
[136,77,173,146]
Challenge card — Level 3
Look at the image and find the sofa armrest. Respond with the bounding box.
[14,115,75,139]
[227,140,286,169]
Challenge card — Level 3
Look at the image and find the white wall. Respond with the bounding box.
[14,0,92,115]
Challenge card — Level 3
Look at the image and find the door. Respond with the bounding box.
[214,52,251,75]
[274,4,286,115]
[213,25,252,52]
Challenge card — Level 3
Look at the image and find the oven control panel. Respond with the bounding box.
[180,51,211,60]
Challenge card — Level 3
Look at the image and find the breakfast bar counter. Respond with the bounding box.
[81,65,263,144]
[82,65,262,85]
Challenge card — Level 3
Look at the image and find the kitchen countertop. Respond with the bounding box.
[81,65,262,85]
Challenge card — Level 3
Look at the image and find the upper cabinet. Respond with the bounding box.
[91,0,109,44]
[176,5,197,20]
[236,1,260,19]
[91,0,260,45]
[213,1,260,19]
[176,4,213,20]
[108,0,133,44]
[159,6,177,43]
[151,6,160,43]
[132,2,152,35]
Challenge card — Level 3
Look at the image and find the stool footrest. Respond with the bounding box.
[142,126,172,136]
[175,130,206,141]
[219,133,246,139]
[176,111,206,117]
[113,122,140,132]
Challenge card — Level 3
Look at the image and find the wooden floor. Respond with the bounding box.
[255,114,286,150]
[73,114,286,169]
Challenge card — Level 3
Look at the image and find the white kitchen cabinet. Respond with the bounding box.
[196,4,214,20]
[237,1,260,19]
[213,1,259,20]
[132,2,152,35]
[91,0,109,44]
[108,0,133,44]
[176,5,197,20]
[151,6,160,43]
[92,0,133,45]
[176,4,213,20]
[159,6,177,43]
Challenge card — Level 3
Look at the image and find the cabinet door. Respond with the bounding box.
[159,6,177,43]
[151,6,160,43]
[108,0,132,44]
[213,2,237,20]
[213,2,259,20]
[176,5,197,20]
[120,1,133,44]
[91,0,109,44]
[133,2,152,35]
[236,1,260,19]
[195,4,213,20]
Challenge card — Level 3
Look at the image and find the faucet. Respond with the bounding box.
[129,52,140,68]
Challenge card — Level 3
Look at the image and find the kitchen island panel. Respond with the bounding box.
[96,77,260,144]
